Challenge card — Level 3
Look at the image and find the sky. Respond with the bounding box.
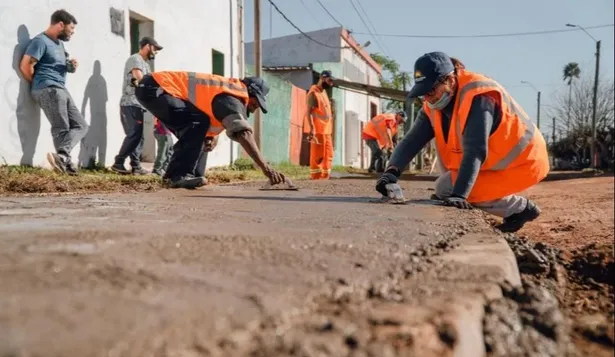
[243,0,615,136]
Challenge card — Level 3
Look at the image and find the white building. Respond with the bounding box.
[245,27,383,168]
[0,0,243,169]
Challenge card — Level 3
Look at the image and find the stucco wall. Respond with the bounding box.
[0,0,240,168]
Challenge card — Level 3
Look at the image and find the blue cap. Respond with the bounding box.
[321,70,336,80]
[396,110,407,120]
[242,77,270,114]
[407,52,455,98]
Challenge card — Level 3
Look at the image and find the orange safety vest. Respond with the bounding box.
[151,71,250,137]
[363,113,398,148]
[423,69,549,203]
[304,85,333,135]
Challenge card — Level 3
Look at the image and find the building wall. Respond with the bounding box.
[245,27,342,68]
[0,0,240,168]
[268,70,313,91]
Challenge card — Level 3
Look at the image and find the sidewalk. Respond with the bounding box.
[0,179,520,357]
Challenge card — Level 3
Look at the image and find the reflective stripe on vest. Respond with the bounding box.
[187,72,248,103]
[455,79,535,171]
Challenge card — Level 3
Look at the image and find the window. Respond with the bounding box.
[212,50,225,76]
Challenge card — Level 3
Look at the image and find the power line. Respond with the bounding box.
[351,24,614,39]
[267,0,349,49]
[353,0,392,56]
[348,0,387,55]
[297,0,325,28]
[315,0,343,27]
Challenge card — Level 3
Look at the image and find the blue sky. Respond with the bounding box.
[243,0,614,135]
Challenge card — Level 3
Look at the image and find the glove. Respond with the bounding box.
[375,172,398,197]
[443,195,473,209]
[263,166,286,185]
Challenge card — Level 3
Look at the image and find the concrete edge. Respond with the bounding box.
[433,232,521,357]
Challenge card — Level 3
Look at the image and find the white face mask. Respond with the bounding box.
[427,91,453,110]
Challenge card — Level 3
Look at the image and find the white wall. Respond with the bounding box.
[245,27,342,67]
[0,0,240,169]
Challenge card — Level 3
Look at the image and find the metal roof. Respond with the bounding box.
[263,65,312,71]
[332,78,408,102]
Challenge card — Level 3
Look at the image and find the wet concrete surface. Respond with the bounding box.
[0,179,513,357]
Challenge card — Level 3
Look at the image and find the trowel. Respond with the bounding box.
[259,178,300,191]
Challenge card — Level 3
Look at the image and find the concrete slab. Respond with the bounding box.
[0,179,519,357]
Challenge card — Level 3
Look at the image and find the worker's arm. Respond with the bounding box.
[212,94,286,183]
[451,94,500,199]
[19,38,45,83]
[385,109,435,176]
[305,93,317,135]
[385,127,394,149]
[127,56,147,86]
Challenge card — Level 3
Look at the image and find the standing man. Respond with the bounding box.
[362,110,406,173]
[376,52,549,233]
[305,70,335,180]
[19,9,88,175]
[133,71,287,189]
[111,36,163,175]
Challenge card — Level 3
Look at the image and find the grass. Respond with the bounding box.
[0,160,363,195]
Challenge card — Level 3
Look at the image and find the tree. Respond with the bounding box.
[370,52,407,111]
[562,62,581,132]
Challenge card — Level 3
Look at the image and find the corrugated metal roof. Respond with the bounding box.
[332,78,408,102]
[263,65,312,71]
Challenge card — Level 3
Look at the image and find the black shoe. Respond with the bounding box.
[110,163,130,175]
[495,200,541,233]
[152,168,165,177]
[132,166,149,175]
[165,174,206,189]
[46,153,67,174]
[65,161,79,176]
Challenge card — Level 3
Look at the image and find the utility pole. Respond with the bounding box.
[552,117,556,144]
[536,91,541,129]
[591,40,601,168]
[254,0,262,149]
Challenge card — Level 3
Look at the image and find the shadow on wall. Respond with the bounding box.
[79,60,108,168]
[12,24,41,166]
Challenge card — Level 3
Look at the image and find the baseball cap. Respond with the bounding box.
[396,110,407,121]
[242,77,270,114]
[139,36,163,50]
[321,70,336,80]
[407,52,455,98]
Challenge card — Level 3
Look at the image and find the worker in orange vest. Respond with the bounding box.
[376,52,550,233]
[362,111,406,173]
[305,70,335,180]
[133,71,287,189]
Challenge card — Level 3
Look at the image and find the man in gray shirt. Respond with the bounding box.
[111,37,163,175]
[19,9,88,175]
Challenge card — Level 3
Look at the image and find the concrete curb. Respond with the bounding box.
[431,232,521,357]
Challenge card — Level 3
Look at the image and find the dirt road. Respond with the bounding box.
[520,177,614,356]
[1,179,518,357]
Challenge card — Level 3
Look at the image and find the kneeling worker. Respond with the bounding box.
[376,52,549,233]
[134,71,286,189]
[362,110,406,173]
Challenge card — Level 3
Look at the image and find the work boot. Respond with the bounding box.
[152,168,165,177]
[46,153,67,174]
[110,163,130,175]
[165,174,206,189]
[132,166,149,175]
[65,161,79,176]
[495,200,541,233]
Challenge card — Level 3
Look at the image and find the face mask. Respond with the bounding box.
[148,52,156,60]
[427,91,452,110]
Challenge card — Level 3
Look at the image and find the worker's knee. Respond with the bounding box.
[434,172,453,198]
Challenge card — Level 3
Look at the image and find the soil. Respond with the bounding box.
[494,177,614,357]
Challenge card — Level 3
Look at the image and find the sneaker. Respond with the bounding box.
[495,200,542,233]
[65,161,79,176]
[132,167,149,175]
[152,168,165,177]
[46,153,67,174]
[110,163,130,175]
[165,174,206,190]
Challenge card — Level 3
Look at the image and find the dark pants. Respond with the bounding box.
[115,106,145,168]
[366,139,386,172]
[135,74,211,179]
[195,151,208,177]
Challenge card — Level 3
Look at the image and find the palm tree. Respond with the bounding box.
[563,62,581,132]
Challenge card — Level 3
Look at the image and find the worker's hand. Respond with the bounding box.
[204,136,218,152]
[375,172,398,197]
[263,165,286,185]
[443,196,473,209]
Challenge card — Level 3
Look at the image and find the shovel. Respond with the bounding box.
[259,178,300,191]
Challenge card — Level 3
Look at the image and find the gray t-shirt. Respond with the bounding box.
[25,33,68,91]
[211,94,254,139]
[120,53,151,107]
